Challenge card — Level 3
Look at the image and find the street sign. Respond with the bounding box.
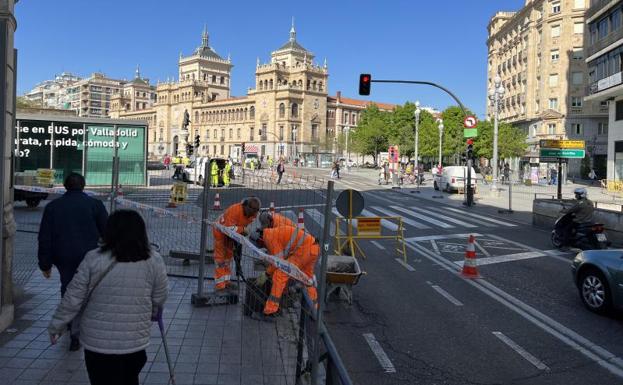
[463,128,478,138]
[539,148,585,158]
[463,116,477,128]
[336,189,364,218]
[357,217,382,236]
[539,157,569,163]
[539,139,585,149]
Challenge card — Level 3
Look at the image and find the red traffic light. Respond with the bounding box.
[466,139,474,145]
[359,73,372,95]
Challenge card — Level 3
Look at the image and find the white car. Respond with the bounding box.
[434,166,477,193]
[338,158,357,168]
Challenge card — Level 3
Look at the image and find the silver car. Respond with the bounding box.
[571,250,623,314]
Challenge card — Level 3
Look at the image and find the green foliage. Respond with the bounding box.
[16,96,42,109]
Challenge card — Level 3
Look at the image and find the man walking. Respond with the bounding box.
[276,159,285,184]
[38,173,108,351]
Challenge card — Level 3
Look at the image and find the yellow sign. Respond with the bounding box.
[357,217,382,235]
[539,140,585,149]
[36,169,55,186]
[170,182,188,204]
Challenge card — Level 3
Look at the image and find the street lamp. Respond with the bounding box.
[344,125,351,171]
[437,118,444,171]
[414,101,421,184]
[292,127,297,160]
[488,74,505,192]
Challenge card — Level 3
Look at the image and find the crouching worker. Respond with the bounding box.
[248,211,296,243]
[213,197,261,293]
[257,224,319,317]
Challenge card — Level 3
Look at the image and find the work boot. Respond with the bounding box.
[216,282,238,295]
[69,336,80,352]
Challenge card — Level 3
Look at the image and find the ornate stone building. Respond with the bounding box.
[110,24,392,162]
[487,0,608,177]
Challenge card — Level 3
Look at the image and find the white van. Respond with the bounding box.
[186,157,228,185]
[434,166,477,193]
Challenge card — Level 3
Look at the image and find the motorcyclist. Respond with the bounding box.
[560,187,594,245]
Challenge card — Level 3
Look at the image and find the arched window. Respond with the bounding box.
[312,81,317,91]
[291,103,299,118]
[279,103,285,118]
[319,81,323,91]
[269,79,273,89]
[212,74,216,83]
[244,108,247,120]
[250,106,255,119]
[213,129,217,139]
[352,113,357,125]
[195,111,199,123]
[343,112,349,125]
[259,81,263,90]
[229,129,233,139]
[298,80,303,88]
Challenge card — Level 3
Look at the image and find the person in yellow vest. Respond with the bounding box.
[223,161,231,187]
[250,159,256,171]
[210,160,219,187]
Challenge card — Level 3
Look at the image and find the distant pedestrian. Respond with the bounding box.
[589,168,597,181]
[48,210,168,385]
[276,159,285,184]
[38,173,108,351]
[550,168,558,185]
[163,154,171,170]
[335,161,341,179]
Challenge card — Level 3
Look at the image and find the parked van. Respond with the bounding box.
[433,166,477,193]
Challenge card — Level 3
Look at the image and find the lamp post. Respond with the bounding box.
[488,74,505,192]
[414,101,421,186]
[292,127,297,161]
[437,118,444,171]
[344,125,351,172]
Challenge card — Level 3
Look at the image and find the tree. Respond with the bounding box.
[473,120,526,159]
[16,96,42,109]
[350,104,390,163]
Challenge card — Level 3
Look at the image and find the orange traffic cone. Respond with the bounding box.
[297,208,305,230]
[213,193,221,210]
[270,201,275,214]
[461,235,480,278]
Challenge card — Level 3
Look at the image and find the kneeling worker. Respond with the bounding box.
[258,224,319,316]
[213,197,261,293]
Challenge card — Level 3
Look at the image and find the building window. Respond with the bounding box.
[549,74,559,87]
[250,106,255,119]
[599,18,608,39]
[572,48,583,60]
[311,124,318,140]
[213,129,217,139]
[229,129,233,139]
[572,72,583,85]
[598,122,608,135]
[291,103,299,118]
[551,25,561,38]
[551,49,559,62]
[279,125,284,141]
[250,127,254,141]
[571,96,583,107]
[616,100,623,120]
[221,129,225,139]
[547,123,556,135]
[549,98,559,109]
[237,128,241,139]
[213,145,217,154]
[612,9,622,32]
[551,1,560,14]
[279,103,285,118]
[220,145,224,155]
[572,123,583,135]
[573,22,584,34]
[261,123,267,140]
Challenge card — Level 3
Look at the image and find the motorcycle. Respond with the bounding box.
[551,212,609,250]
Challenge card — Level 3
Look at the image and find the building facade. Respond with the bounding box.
[24,72,81,108]
[110,24,394,162]
[583,0,623,181]
[487,0,608,178]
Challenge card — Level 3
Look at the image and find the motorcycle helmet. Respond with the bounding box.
[574,187,587,200]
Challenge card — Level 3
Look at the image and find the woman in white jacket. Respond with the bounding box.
[48,209,168,385]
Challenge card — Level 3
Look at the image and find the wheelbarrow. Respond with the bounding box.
[325,255,364,305]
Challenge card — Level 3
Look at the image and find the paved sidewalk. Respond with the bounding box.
[1,230,301,385]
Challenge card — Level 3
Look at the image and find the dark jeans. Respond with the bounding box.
[277,172,283,184]
[59,266,80,338]
[84,349,147,385]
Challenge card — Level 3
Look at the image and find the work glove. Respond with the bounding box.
[256,272,268,286]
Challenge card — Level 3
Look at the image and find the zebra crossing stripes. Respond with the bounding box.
[442,207,516,227]
[370,206,430,229]
[387,206,454,229]
[308,208,336,235]
[404,206,477,228]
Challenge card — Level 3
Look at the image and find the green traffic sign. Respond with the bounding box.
[539,148,585,158]
[463,128,477,138]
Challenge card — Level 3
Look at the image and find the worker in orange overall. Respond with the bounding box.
[213,197,261,293]
[257,224,319,316]
[247,211,296,243]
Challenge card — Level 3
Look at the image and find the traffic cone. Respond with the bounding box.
[297,208,305,230]
[270,202,275,214]
[461,235,480,279]
[213,193,221,210]
[117,185,124,197]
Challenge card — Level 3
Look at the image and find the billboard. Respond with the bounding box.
[15,116,147,186]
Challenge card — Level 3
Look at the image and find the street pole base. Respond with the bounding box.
[498,209,514,214]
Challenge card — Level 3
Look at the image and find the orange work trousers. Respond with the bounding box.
[264,251,318,315]
[213,229,234,290]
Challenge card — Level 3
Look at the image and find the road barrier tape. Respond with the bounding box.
[14,185,104,197]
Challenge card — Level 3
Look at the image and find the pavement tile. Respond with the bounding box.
[0,347,20,357]
[16,349,45,359]
[241,374,264,385]
[194,373,219,384]
[217,373,241,385]
[0,367,25,381]
[17,367,50,381]
[5,357,35,368]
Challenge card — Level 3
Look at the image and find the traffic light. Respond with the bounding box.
[187,143,194,156]
[389,146,396,162]
[466,139,474,161]
[194,135,200,148]
[241,142,246,153]
[359,73,371,95]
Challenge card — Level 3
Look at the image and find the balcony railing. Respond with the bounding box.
[587,28,623,58]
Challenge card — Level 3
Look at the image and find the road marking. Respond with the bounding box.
[430,240,440,254]
[406,233,482,242]
[274,203,325,210]
[309,209,336,236]
[453,251,545,267]
[395,258,416,271]
[361,209,399,231]
[408,206,477,228]
[371,241,385,250]
[473,241,491,257]
[431,285,464,306]
[371,206,430,229]
[389,205,453,228]
[492,332,550,371]
[485,234,574,263]
[362,333,396,373]
[407,242,623,379]
[442,207,516,227]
